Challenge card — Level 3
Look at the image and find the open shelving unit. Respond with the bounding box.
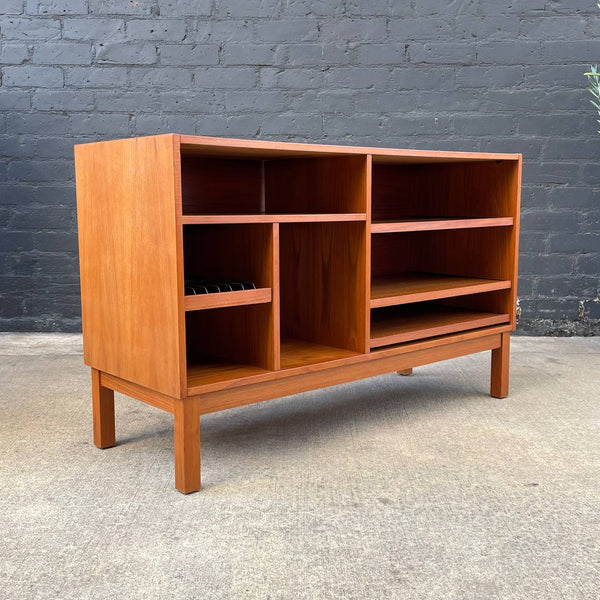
[75,134,521,493]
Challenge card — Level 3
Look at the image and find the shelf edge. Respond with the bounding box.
[371,217,514,233]
[370,279,512,308]
[184,288,272,311]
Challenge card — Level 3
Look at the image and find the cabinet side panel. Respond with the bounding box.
[75,135,182,397]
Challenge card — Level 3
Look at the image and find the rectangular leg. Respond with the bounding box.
[397,368,413,376]
[174,399,201,494]
[92,368,115,448]
[491,332,510,398]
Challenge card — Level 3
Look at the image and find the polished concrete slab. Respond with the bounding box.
[1,334,599,599]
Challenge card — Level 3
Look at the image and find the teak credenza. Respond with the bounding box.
[74,134,521,493]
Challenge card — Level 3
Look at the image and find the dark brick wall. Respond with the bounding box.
[1,0,599,334]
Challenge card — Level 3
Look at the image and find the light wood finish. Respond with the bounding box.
[184,288,271,311]
[179,213,367,224]
[193,334,502,416]
[371,217,513,233]
[371,273,511,308]
[75,134,521,492]
[491,332,510,398]
[397,368,413,376]
[370,305,510,348]
[187,356,270,388]
[92,368,115,448]
[174,399,200,493]
[75,135,183,398]
[100,372,175,413]
[271,223,281,371]
[280,339,360,370]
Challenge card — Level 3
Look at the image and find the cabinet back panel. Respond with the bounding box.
[372,160,519,221]
[266,156,367,214]
[181,157,263,215]
[372,228,513,281]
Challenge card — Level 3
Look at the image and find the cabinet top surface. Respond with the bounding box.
[75,133,521,163]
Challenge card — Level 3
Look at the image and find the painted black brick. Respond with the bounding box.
[0,1,599,334]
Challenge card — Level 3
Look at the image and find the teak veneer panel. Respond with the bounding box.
[187,357,270,388]
[75,135,183,397]
[280,339,360,370]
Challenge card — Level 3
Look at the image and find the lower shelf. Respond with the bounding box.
[370,305,510,348]
[281,339,360,369]
[187,355,269,388]
[187,341,360,389]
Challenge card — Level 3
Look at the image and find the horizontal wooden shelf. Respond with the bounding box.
[184,288,271,311]
[187,355,269,389]
[371,273,511,308]
[280,339,360,370]
[371,217,514,233]
[180,213,367,225]
[370,305,510,348]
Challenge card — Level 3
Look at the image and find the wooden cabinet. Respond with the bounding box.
[75,134,521,493]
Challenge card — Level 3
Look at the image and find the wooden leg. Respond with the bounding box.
[397,368,413,376]
[491,332,510,398]
[174,399,200,494]
[91,368,115,449]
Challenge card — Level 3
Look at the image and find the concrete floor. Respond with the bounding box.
[1,334,599,600]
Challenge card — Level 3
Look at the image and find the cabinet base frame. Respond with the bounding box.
[92,331,510,494]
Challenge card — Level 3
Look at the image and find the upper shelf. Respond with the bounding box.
[180,213,367,225]
[371,217,514,233]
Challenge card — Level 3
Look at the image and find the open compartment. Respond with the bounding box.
[181,153,367,216]
[371,227,514,313]
[186,303,276,389]
[371,158,519,224]
[183,223,273,310]
[370,292,510,349]
[279,221,368,367]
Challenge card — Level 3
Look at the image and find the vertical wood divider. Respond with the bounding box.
[172,134,188,398]
[364,154,373,353]
[272,222,281,370]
